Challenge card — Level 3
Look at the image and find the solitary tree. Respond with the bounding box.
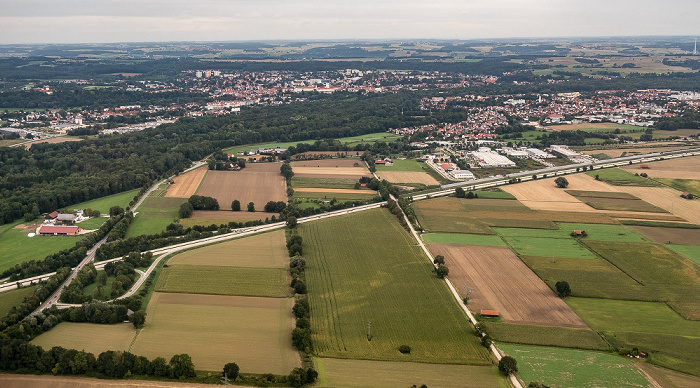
[555,281,571,298]
[247,202,255,212]
[436,265,449,278]
[455,187,465,198]
[554,177,569,188]
[129,311,146,328]
[498,356,518,375]
[223,362,240,380]
[231,200,241,211]
[287,216,298,228]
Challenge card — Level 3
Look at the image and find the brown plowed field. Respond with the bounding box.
[165,166,208,198]
[377,171,440,185]
[427,243,589,328]
[196,163,287,210]
[631,226,700,245]
[0,375,249,388]
[622,155,700,179]
[620,186,700,224]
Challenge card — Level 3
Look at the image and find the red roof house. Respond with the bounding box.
[38,225,81,236]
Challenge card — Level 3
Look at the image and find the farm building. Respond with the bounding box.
[480,309,500,318]
[440,163,455,172]
[681,192,694,199]
[640,164,650,169]
[38,225,81,236]
[56,214,75,223]
[45,211,60,220]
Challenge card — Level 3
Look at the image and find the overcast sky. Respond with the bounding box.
[1,0,698,44]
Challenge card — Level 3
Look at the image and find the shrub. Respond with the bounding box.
[223,362,240,380]
[398,344,411,354]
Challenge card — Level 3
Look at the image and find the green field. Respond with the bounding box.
[565,190,639,199]
[519,256,645,300]
[567,298,700,337]
[421,233,506,246]
[500,344,651,388]
[126,197,186,238]
[375,158,425,172]
[156,265,289,297]
[555,223,647,242]
[654,178,700,197]
[291,177,359,189]
[667,244,700,265]
[605,331,700,377]
[300,208,491,364]
[62,189,139,214]
[0,221,82,274]
[314,358,507,388]
[482,322,608,351]
[293,192,378,202]
[76,217,108,230]
[0,286,37,317]
[586,168,661,187]
[465,190,517,200]
[504,237,598,258]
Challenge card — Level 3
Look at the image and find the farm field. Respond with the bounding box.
[294,187,374,195]
[187,210,279,221]
[654,178,700,197]
[63,189,139,214]
[126,197,186,238]
[621,186,700,224]
[501,174,615,212]
[421,233,506,246]
[168,230,287,267]
[376,171,440,186]
[0,221,82,274]
[299,208,491,364]
[631,226,700,245]
[500,344,651,388]
[291,177,358,189]
[495,223,646,242]
[547,122,642,132]
[165,166,208,198]
[293,190,377,202]
[223,132,402,155]
[130,293,300,374]
[482,322,608,350]
[76,216,107,230]
[30,322,136,356]
[667,245,700,265]
[638,362,700,388]
[586,168,661,187]
[580,145,692,158]
[504,236,598,258]
[374,158,424,172]
[197,163,287,211]
[290,159,363,168]
[622,155,700,180]
[426,244,587,327]
[291,166,370,179]
[314,358,507,388]
[24,136,83,149]
[155,265,289,297]
[0,286,36,317]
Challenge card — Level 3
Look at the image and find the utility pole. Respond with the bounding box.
[366,320,372,341]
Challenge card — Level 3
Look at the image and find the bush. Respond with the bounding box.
[223,362,240,380]
[555,281,571,298]
[398,344,411,354]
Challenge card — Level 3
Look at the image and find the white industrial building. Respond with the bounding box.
[451,170,475,180]
[526,148,555,159]
[550,145,585,160]
[468,150,517,168]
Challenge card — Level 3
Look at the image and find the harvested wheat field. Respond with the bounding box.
[165,166,208,198]
[581,144,690,158]
[503,174,620,212]
[197,163,287,210]
[622,155,700,180]
[631,226,700,245]
[427,244,588,328]
[168,229,288,267]
[377,171,440,186]
[24,136,83,149]
[0,375,249,388]
[292,167,370,179]
[189,210,278,220]
[619,186,700,224]
[31,322,136,356]
[130,293,300,374]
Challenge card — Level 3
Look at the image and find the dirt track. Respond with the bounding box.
[165,166,208,198]
[427,243,589,328]
[197,163,287,210]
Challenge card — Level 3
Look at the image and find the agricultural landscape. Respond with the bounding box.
[3,36,700,388]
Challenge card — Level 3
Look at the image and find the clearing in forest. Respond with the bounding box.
[165,166,207,198]
[426,244,588,328]
[299,208,491,365]
[197,163,287,210]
